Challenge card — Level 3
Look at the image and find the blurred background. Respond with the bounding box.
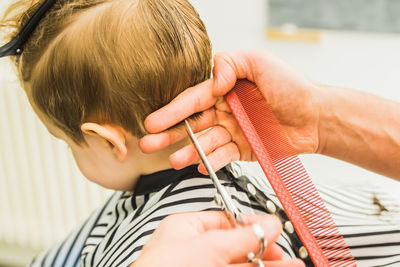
[1,0,400,266]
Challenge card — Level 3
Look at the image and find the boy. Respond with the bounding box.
[1,0,301,266]
[1,0,399,266]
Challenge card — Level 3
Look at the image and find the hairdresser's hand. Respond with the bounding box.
[132,211,304,267]
[140,50,320,173]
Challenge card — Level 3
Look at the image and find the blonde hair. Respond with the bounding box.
[1,0,212,143]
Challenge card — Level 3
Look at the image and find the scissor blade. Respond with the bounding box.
[184,120,244,225]
[184,120,218,180]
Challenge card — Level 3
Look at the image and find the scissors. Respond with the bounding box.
[184,120,265,267]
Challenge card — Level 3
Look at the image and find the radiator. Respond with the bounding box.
[0,59,112,256]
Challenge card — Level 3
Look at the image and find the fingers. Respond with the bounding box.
[169,125,232,170]
[159,211,234,234]
[140,107,216,154]
[154,212,290,266]
[229,259,305,267]
[263,243,283,261]
[197,142,240,174]
[161,212,282,237]
[212,51,260,97]
[163,212,279,233]
[199,215,283,264]
[144,79,218,134]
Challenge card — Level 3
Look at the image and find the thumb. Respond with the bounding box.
[212,50,259,97]
[199,215,283,264]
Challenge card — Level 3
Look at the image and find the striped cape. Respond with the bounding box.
[30,162,400,267]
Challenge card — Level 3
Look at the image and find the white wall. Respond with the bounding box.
[190,0,268,52]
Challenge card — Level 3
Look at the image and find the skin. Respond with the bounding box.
[140,50,400,180]
[132,212,305,267]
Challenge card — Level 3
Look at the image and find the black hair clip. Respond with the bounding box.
[0,0,57,58]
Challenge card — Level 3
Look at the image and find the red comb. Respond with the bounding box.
[225,80,356,267]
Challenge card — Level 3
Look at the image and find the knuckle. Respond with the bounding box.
[204,107,217,122]
[188,147,200,162]
[214,125,232,141]
[226,142,240,161]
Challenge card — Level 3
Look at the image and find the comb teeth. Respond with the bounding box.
[225,80,356,267]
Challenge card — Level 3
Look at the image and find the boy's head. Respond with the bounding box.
[1,0,211,190]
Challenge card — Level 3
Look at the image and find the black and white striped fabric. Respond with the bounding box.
[30,163,400,267]
[230,162,400,267]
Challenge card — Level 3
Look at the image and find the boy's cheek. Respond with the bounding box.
[69,147,106,184]
[70,150,136,191]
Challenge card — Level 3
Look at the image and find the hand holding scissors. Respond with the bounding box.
[185,120,266,267]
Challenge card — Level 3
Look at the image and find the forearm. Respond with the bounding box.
[316,84,400,180]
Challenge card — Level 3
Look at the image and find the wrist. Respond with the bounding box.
[313,84,358,158]
[310,82,332,155]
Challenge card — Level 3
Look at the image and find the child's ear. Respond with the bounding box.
[81,123,128,161]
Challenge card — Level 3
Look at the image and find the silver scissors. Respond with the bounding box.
[184,119,245,226]
[184,120,266,267]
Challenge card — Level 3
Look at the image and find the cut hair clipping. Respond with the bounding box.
[0,0,57,58]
